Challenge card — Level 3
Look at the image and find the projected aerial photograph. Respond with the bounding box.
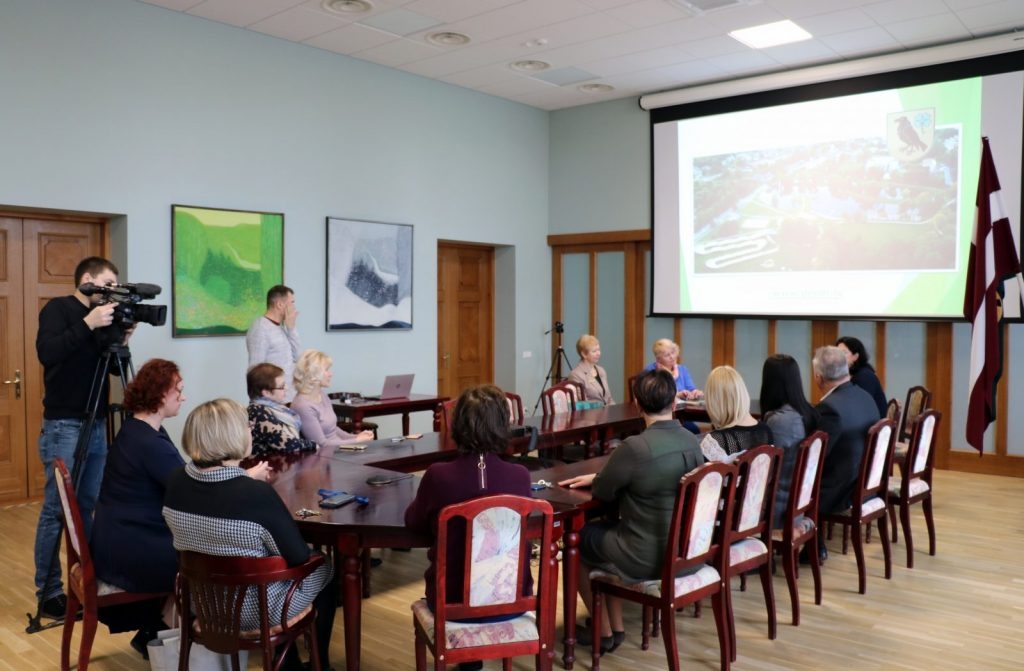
[690,125,961,273]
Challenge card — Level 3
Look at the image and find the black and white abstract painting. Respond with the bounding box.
[326,218,413,330]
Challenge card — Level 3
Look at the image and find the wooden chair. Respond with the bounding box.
[435,398,458,450]
[725,445,782,660]
[887,409,941,568]
[895,385,931,455]
[54,458,170,671]
[540,380,580,416]
[506,391,525,425]
[886,397,900,424]
[626,374,639,403]
[411,495,557,671]
[773,431,828,626]
[589,462,737,671]
[821,418,897,595]
[175,551,325,671]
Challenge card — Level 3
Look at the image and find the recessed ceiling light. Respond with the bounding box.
[578,83,614,93]
[510,60,550,72]
[729,20,812,49]
[427,31,471,46]
[322,0,373,14]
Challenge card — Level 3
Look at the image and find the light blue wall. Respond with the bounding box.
[0,0,551,438]
[549,96,1024,454]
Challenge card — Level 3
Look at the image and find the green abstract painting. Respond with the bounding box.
[172,204,283,337]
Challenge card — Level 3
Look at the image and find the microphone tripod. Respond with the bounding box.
[531,325,574,416]
[26,342,134,634]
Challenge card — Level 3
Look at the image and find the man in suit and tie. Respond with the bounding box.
[813,345,881,560]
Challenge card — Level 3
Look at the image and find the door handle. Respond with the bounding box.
[442,352,450,369]
[2,369,20,399]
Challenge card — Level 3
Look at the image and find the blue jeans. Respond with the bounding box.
[34,418,108,601]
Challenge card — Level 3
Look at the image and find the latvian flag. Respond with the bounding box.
[963,137,1024,453]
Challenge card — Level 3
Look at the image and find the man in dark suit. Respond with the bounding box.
[813,345,881,560]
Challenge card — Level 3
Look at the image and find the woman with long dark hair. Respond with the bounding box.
[836,336,887,416]
[759,354,820,527]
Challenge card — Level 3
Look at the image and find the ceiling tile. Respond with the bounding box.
[602,0,692,28]
[403,0,523,24]
[700,3,788,32]
[886,13,973,46]
[249,6,352,41]
[137,0,206,10]
[353,36,443,66]
[439,63,521,88]
[578,0,650,9]
[860,0,952,25]
[763,38,840,65]
[358,8,443,36]
[796,9,877,36]
[818,25,902,56]
[441,0,596,44]
[186,0,306,27]
[479,75,556,97]
[707,48,782,75]
[954,1,1024,33]
[304,22,399,54]
[583,45,695,77]
[676,34,748,58]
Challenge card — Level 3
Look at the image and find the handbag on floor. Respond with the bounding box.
[147,628,247,671]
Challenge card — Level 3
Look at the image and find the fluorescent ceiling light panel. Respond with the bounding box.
[729,20,811,49]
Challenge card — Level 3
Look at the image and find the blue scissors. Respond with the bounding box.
[318,488,370,505]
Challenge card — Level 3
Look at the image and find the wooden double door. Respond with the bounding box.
[0,214,106,502]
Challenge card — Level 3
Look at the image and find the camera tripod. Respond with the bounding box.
[26,343,134,634]
[531,326,574,416]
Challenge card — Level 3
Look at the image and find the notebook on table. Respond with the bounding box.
[363,374,415,401]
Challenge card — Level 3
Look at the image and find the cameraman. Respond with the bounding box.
[33,256,128,619]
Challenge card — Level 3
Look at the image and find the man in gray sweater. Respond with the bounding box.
[246,285,301,401]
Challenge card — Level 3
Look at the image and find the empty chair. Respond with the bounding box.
[895,386,931,455]
[175,551,325,671]
[54,458,170,671]
[887,409,941,568]
[411,495,557,671]
[885,398,900,424]
[725,445,783,660]
[773,431,828,626]
[821,418,897,595]
[505,391,525,425]
[540,380,581,416]
[588,462,737,671]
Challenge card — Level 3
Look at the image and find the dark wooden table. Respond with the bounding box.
[329,392,448,435]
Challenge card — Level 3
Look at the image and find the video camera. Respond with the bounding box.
[79,282,167,346]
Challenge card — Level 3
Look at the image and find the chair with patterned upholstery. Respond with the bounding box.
[505,391,525,425]
[54,458,171,671]
[822,418,897,595]
[589,461,737,671]
[175,550,326,671]
[411,494,557,671]
[725,445,782,660]
[894,386,931,460]
[886,397,900,424]
[540,380,580,416]
[773,431,828,626]
[886,409,941,568]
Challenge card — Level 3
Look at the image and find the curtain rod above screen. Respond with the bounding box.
[638,31,1024,111]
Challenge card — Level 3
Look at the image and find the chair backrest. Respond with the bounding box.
[904,409,941,483]
[176,551,324,654]
[785,431,829,534]
[855,418,897,507]
[541,380,579,416]
[899,386,931,443]
[437,398,457,450]
[730,445,783,543]
[432,495,555,627]
[505,391,524,425]
[626,374,639,403]
[886,398,901,423]
[53,458,93,595]
[662,462,737,586]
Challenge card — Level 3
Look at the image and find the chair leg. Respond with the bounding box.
[641,606,652,650]
[61,593,79,671]
[710,593,729,671]
[782,548,800,626]
[879,515,893,580]
[900,501,915,568]
[809,535,823,607]
[591,588,604,671]
[725,580,736,662]
[842,523,850,555]
[923,495,937,556]
[852,522,867,594]
[760,562,777,641]
[889,501,899,544]
[660,605,681,671]
[414,630,427,671]
[77,605,98,671]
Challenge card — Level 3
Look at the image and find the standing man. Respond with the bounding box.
[812,345,881,562]
[34,256,122,618]
[247,285,301,402]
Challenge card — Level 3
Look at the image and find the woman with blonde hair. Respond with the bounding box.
[163,398,336,670]
[568,334,615,406]
[700,365,772,462]
[291,349,373,448]
[643,338,702,400]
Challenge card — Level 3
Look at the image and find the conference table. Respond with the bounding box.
[329,392,448,434]
[259,399,722,670]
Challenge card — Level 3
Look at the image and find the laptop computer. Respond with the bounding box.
[363,374,415,401]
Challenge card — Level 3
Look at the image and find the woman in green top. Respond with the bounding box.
[559,369,704,654]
